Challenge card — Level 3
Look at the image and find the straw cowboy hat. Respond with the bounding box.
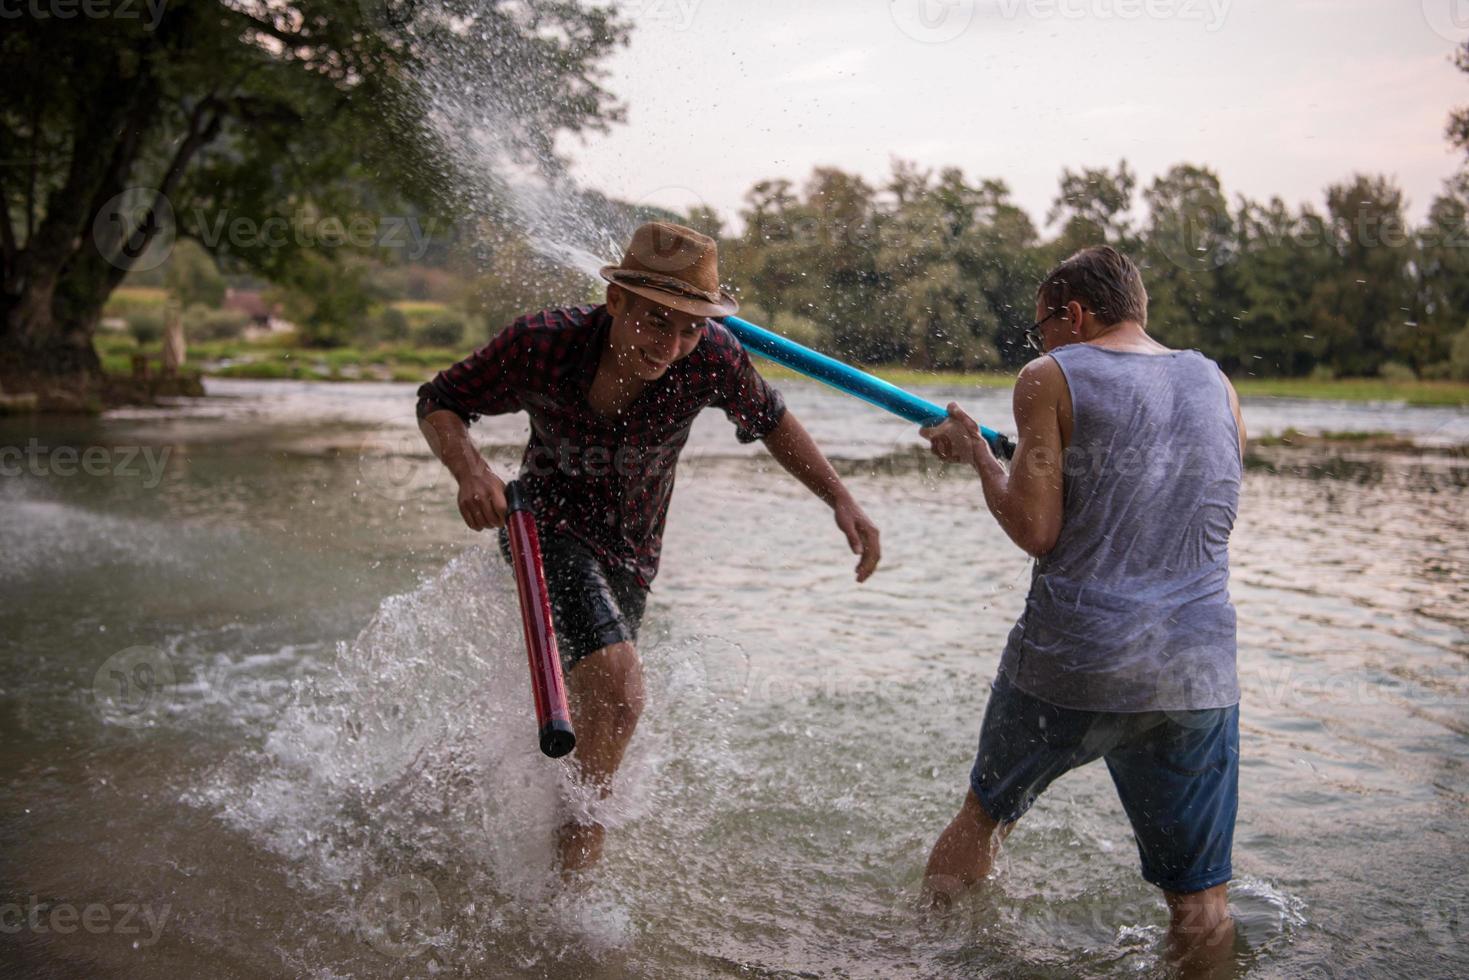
[599,221,740,318]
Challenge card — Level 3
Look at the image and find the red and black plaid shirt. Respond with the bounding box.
[417,304,787,585]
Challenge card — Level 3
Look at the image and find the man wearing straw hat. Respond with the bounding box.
[417,221,881,873]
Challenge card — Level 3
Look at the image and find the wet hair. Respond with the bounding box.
[1036,246,1148,327]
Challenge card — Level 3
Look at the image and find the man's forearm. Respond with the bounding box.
[761,412,851,507]
[419,409,491,482]
[974,448,1013,523]
[973,446,1052,558]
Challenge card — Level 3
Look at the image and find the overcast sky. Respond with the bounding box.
[566,0,1468,230]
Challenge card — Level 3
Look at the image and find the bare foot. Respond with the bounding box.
[921,873,968,911]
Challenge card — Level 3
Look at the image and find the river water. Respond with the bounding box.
[1,377,1465,978]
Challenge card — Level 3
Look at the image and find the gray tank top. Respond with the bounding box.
[998,343,1242,712]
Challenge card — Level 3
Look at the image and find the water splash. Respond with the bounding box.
[393,4,686,288]
[185,542,746,966]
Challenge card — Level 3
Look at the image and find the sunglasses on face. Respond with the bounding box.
[1025,308,1066,352]
[1024,305,1096,352]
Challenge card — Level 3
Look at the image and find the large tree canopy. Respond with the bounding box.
[1,0,628,390]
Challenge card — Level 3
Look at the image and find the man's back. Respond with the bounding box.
[1000,343,1242,712]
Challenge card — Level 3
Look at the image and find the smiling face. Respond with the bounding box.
[606,285,707,381]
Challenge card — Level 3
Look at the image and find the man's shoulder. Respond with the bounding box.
[689,318,747,370]
[509,304,607,337]
[489,305,607,369]
[1016,353,1066,392]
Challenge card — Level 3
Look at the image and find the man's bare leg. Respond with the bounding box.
[558,641,645,874]
[1162,884,1235,979]
[922,789,1012,906]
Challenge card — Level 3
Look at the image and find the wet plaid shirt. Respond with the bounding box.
[417,304,787,585]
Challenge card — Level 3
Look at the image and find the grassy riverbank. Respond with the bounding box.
[752,363,1469,407]
[97,334,1469,407]
[97,334,457,384]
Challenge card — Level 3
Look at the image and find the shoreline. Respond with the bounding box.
[202,359,1469,408]
[9,336,1465,414]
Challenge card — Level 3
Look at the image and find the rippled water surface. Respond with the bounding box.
[1,378,1466,978]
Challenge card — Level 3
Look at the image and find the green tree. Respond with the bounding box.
[266,253,372,348]
[1449,40,1469,160]
[1413,175,1469,373]
[1047,160,1138,256]
[1307,175,1415,376]
[1140,164,1236,355]
[165,239,225,309]
[1,0,628,392]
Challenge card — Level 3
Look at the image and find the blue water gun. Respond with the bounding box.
[722,316,1017,460]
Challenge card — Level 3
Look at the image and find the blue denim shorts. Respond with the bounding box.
[970,671,1239,894]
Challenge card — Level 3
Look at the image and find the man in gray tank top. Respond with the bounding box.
[917,246,1247,976]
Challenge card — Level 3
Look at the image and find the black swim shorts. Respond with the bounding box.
[498,527,648,670]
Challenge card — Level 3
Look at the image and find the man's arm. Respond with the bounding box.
[419,407,509,531]
[415,320,534,531]
[1219,370,1247,460]
[761,412,882,582]
[920,358,1066,558]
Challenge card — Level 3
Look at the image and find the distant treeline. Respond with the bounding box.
[702,161,1469,380]
[113,158,1469,384]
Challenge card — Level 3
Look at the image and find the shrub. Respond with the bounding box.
[1449,328,1469,382]
[375,305,411,343]
[1378,361,1418,383]
[128,309,167,346]
[105,286,169,317]
[413,316,468,349]
[1308,363,1336,382]
[165,239,225,308]
[182,304,251,341]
